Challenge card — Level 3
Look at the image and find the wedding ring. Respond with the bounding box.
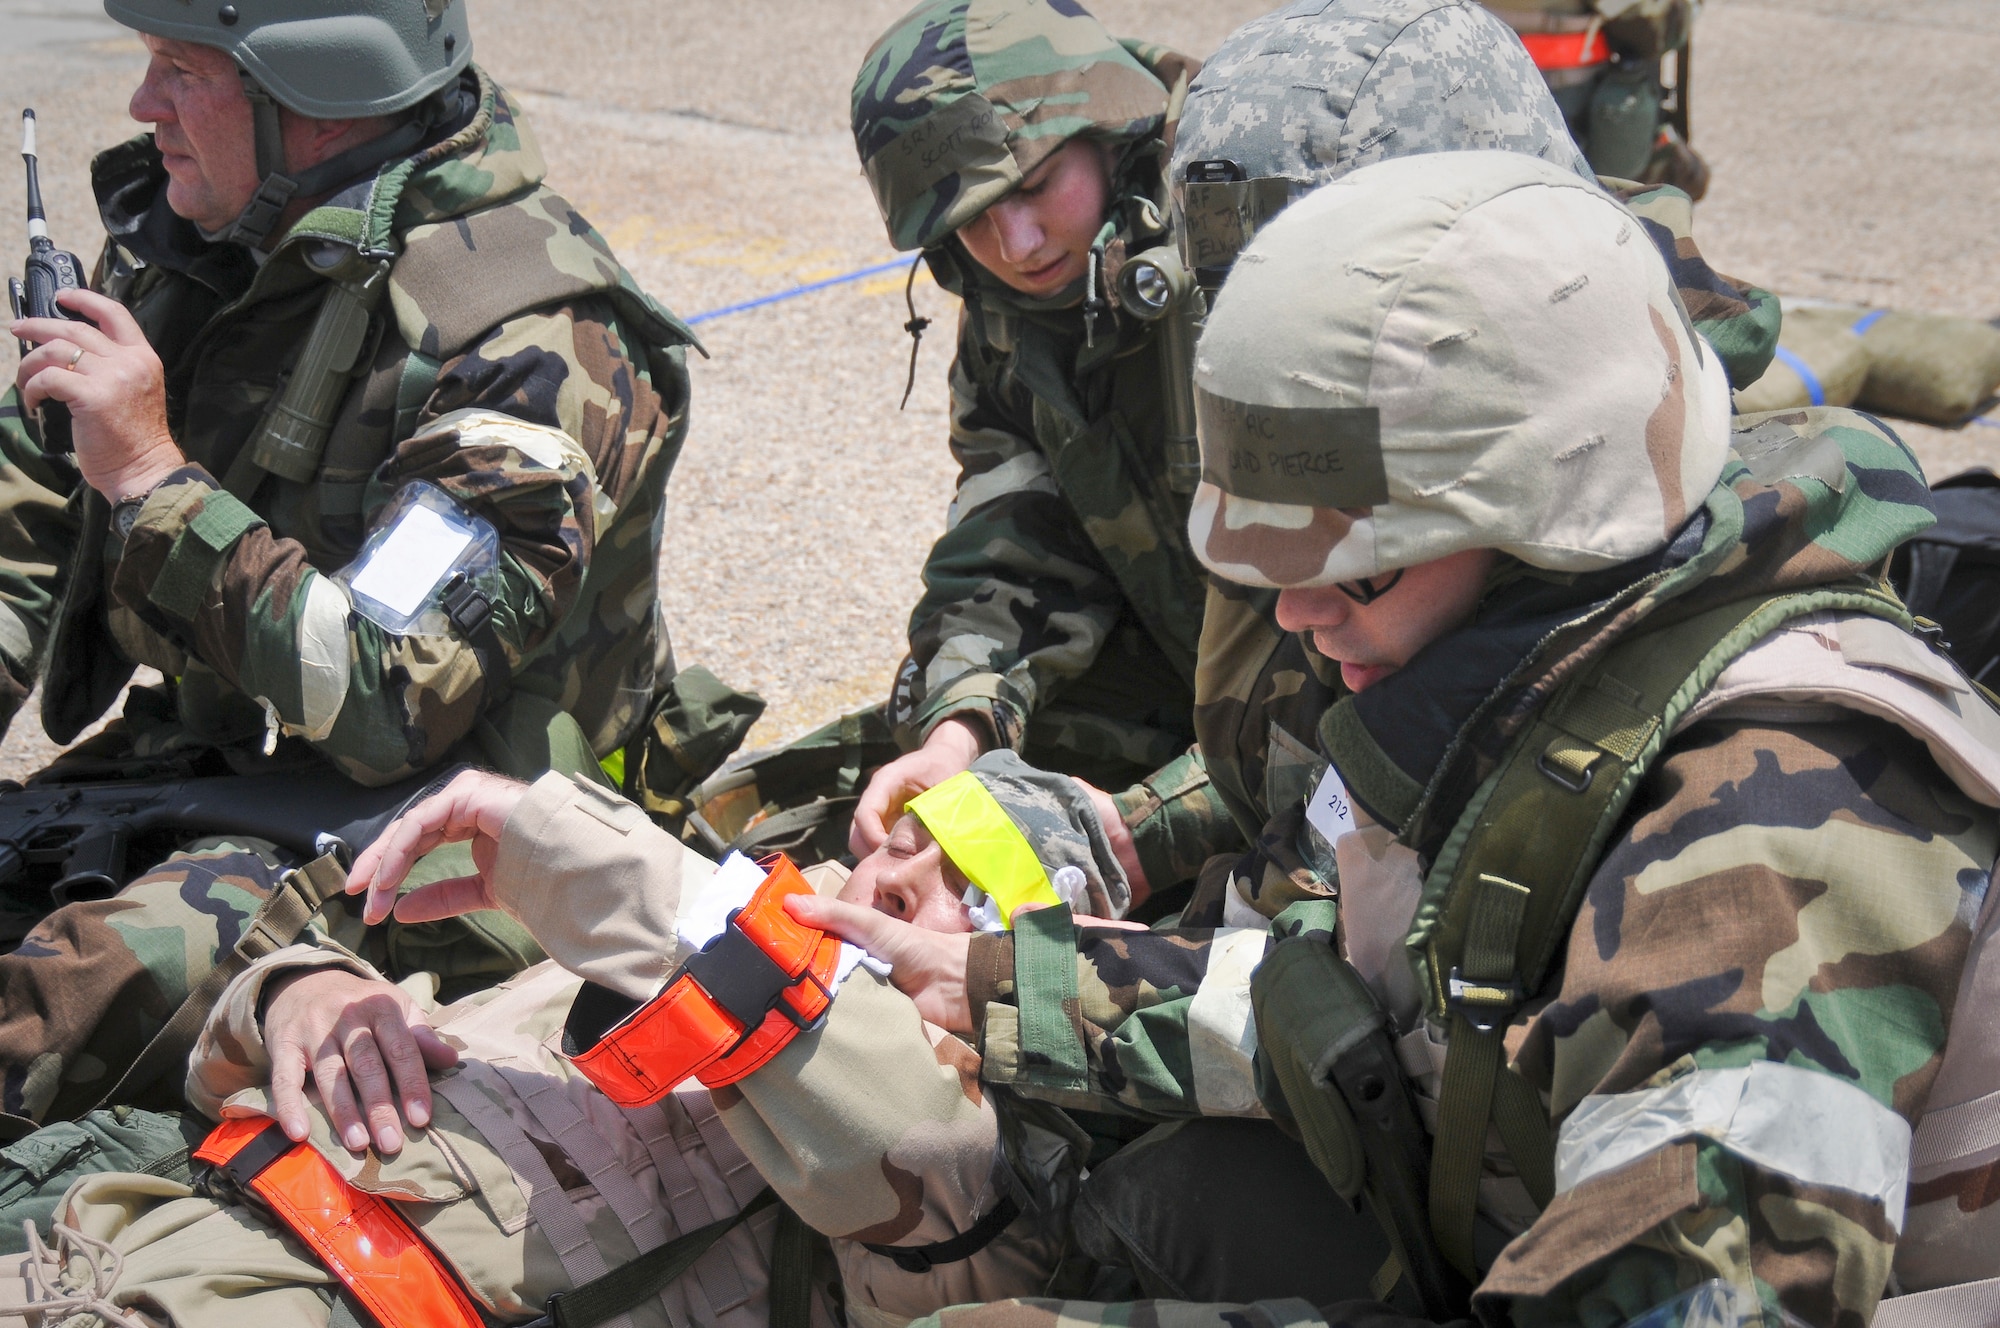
[67,346,85,369]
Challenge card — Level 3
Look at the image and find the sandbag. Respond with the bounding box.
[1851,309,2000,426]
[1731,305,1872,414]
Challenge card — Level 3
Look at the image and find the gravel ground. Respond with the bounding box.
[0,0,1993,781]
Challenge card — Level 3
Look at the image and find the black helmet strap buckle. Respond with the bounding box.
[222,70,444,250]
[221,72,300,248]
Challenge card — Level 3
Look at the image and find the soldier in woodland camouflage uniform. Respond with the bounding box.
[842,0,1702,901]
[0,0,694,1124]
[828,153,2000,1326]
[843,0,1227,875]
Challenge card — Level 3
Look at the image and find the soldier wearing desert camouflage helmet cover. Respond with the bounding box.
[0,0,697,1125]
[835,150,2000,1327]
[841,0,1710,904]
[1111,0,1784,905]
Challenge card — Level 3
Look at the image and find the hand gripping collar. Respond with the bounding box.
[562,854,844,1107]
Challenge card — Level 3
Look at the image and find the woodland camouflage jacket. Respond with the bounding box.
[962,407,2000,1325]
[0,69,694,784]
[885,38,1214,798]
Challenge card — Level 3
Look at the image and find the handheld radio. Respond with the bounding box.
[8,109,86,451]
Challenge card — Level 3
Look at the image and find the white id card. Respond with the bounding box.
[1306,762,1359,846]
[348,503,476,617]
[336,481,501,635]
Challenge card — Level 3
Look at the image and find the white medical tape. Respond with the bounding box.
[294,574,352,740]
[1555,1062,1912,1230]
[1186,926,1271,1118]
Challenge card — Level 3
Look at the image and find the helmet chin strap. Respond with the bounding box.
[219,69,443,249]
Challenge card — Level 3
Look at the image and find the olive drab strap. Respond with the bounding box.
[222,253,394,501]
[94,852,349,1110]
[1417,585,1916,1276]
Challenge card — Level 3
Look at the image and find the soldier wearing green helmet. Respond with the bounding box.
[0,0,700,1126]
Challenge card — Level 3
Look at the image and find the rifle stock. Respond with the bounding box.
[0,762,466,908]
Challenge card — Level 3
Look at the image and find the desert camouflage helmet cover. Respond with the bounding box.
[1169,0,1589,274]
[851,0,1170,252]
[1188,150,1730,589]
[103,0,472,118]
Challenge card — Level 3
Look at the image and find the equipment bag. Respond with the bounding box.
[676,705,901,864]
[1893,469,2000,689]
[0,1107,207,1253]
[616,664,768,821]
[1757,303,2000,426]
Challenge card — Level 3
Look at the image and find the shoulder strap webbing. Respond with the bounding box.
[1420,586,1913,1274]
[93,852,347,1111]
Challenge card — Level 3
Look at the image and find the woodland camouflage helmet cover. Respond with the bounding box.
[102,0,472,118]
[1169,0,1589,277]
[1188,151,1731,588]
[852,0,1170,252]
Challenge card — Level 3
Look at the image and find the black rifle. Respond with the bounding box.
[0,758,467,914]
[8,107,86,452]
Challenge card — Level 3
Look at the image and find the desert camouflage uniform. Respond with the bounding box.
[960,156,2000,1324]
[852,0,1219,816]
[0,69,695,1123]
[0,773,1070,1328]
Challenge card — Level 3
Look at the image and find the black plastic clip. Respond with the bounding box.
[682,908,832,1054]
[439,572,493,637]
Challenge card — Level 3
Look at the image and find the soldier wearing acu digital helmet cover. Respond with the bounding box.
[818,149,2000,1327]
[0,758,1144,1327]
[0,0,698,1125]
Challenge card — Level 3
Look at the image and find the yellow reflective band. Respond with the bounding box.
[599,747,626,790]
[907,771,1059,928]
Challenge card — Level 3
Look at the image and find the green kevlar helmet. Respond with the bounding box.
[851,0,1169,252]
[103,0,471,118]
[104,0,472,244]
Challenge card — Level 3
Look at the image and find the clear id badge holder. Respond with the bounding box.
[335,481,501,636]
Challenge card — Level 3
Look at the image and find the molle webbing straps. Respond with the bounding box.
[94,852,348,1111]
[1418,585,1914,1276]
[563,854,841,1106]
[528,1188,786,1328]
[195,1116,486,1328]
[907,770,1061,928]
